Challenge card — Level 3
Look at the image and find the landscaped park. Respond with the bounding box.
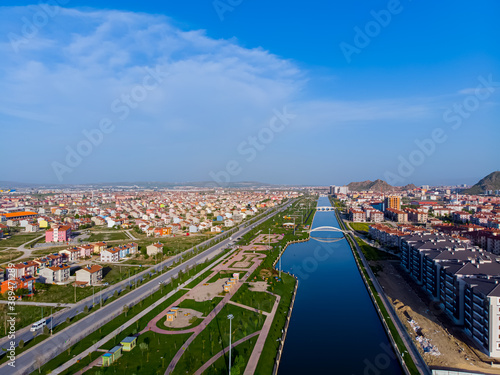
[35,197,316,375]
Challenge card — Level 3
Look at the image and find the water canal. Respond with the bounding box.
[277,196,404,374]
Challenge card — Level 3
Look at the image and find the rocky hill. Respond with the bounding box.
[347,179,416,193]
[464,171,500,194]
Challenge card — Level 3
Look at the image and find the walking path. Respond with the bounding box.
[48,249,238,375]
[227,300,270,316]
[243,293,281,375]
[164,254,264,374]
[193,331,261,375]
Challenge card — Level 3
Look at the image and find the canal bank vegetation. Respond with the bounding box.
[333,207,420,375]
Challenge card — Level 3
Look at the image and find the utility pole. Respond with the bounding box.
[50,307,53,335]
[228,314,234,375]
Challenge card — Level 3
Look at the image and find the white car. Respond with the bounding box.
[30,319,46,332]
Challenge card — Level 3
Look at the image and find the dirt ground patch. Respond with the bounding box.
[376,260,500,374]
[186,279,228,301]
[247,282,269,292]
[163,308,203,328]
[240,244,271,251]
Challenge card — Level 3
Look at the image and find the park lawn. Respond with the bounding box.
[355,238,398,261]
[86,231,129,242]
[88,332,192,375]
[254,272,295,374]
[172,304,265,375]
[0,233,40,248]
[33,289,188,375]
[231,283,275,313]
[349,222,373,233]
[178,297,223,317]
[0,305,64,338]
[202,336,258,375]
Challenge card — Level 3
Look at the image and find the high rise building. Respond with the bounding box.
[384,196,401,210]
[330,185,349,195]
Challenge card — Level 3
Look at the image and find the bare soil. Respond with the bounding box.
[376,259,500,374]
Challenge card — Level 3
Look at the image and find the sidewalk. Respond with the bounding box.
[165,256,264,374]
[193,331,261,375]
[243,293,280,375]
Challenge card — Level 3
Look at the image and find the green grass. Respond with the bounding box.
[349,222,372,233]
[32,289,188,375]
[178,297,223,316]
[203,336,258,375]
[231,283,275,313]
[0,250,24,264]
[0,305,63,338]
[254,273,295,374]
[89,332,192,375]
[0,233,40,248]
[355,238,398,261]
[207,271,242,283]
[336,207,418,375]
[86,232,130,242]
[31,247,67,257]
[101,264,143,285]
[32,253,233,374]
[172,304,264,375]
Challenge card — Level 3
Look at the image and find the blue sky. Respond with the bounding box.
[0,0,499,186]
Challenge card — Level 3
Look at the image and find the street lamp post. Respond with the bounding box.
[227,314,234,375]
[279,255,282,279]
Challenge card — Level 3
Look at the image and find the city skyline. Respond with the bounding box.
[0,1,498,186]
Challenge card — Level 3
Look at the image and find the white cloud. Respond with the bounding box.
[0,6,456,183]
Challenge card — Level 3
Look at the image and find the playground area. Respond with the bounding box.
[248,281,269,292]
[186,278,231,301]
[163,308,203,328]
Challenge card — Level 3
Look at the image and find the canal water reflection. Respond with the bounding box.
[277,196,403,375]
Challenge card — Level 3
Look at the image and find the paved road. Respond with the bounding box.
[50,249,238,375]
[0,201,292,375]
[348,232,431,375]
[164,250,265,374]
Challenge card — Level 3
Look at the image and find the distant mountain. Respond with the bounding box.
[463,171,500,194]
[347,179,417,193]
[0,180,283,190]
